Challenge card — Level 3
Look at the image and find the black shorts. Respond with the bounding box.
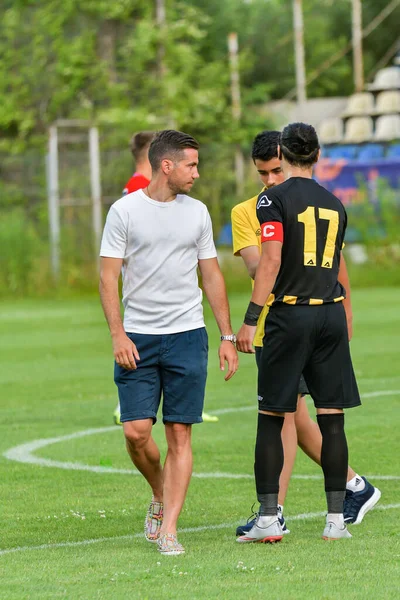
[255,347,309,396]
[257,302,361,413]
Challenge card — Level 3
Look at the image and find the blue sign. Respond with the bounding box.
[314,158,400,205]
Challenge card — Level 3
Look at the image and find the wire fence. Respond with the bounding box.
[0,141,251,295]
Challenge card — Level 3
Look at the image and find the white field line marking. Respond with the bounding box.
[3,431,400,480]
[0,503,398,558]
[359,390,400,399]
[358,376,400,385]
[3,390,400,480]
[212,389,400,415]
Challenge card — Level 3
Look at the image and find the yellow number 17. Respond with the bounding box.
[297,207,339,269]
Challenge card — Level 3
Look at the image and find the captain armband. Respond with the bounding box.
[260,221,284,243]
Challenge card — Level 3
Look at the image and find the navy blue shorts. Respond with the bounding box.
[114,328,208,424]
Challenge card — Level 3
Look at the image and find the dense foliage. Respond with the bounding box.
[0,0,399,296]
[0,0,398,149]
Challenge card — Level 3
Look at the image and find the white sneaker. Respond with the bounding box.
[322,521,352,540]
[236,516,283,544]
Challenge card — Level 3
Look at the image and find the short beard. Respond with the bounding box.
[168,180,189,195]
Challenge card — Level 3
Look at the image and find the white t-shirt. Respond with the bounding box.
[100,189,217,334]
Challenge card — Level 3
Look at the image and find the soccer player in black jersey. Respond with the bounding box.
[236,122,361,542]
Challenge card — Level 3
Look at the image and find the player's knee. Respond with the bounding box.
[284,412,295,424]
[165,422,192,453]
[316,408,344,415]
[123,422,152,450]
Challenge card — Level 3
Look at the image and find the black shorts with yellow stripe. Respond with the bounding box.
[257,302,361,413]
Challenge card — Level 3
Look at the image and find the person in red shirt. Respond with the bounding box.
[113,131,219,425]
[114,132,154,425]
[122,131,154,195]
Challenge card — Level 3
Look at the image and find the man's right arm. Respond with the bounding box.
[231,205,260,278]
[99,257,140,370]
[239,246,260,279]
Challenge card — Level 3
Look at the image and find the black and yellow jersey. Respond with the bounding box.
[256,177,347,306]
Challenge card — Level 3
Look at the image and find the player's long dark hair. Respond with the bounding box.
[279,122,320,167]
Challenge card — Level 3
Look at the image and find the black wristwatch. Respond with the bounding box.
[220,334,237,344]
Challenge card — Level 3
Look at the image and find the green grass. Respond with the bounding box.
[0,289,399,599]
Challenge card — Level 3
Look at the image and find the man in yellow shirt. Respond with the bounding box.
[232,130,380,535]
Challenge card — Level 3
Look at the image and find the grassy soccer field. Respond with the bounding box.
[0,289,399,600]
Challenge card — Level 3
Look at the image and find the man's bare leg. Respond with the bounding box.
[160,422,193,535]
[278,404,299,506]
[295,396,356,480]
[123,419,164,500]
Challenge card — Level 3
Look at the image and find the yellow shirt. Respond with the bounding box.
[231,189,269,347]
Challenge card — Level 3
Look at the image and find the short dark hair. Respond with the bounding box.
[251,130,281,162]
[279,122,320,167]
[130,131,155,161]
[148,130,200,171]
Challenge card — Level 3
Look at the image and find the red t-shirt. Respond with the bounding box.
[122,173,150,196]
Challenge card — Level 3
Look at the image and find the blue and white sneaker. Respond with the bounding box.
[343,477,381,525]
[236,505,290,536]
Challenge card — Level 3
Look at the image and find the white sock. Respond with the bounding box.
[258,515,277,527]
[346,474,365,492]
[327,513,345,528]
[277,504,284,518]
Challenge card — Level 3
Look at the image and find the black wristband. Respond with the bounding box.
[244,301,264,326]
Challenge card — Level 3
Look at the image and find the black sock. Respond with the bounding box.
[254,413,284,516]
[317,413,348,513]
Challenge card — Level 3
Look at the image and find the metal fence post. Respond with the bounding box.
[47,126,60,280]
[89,126,103,269]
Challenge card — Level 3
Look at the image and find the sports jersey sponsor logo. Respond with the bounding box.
[257,194,272,209]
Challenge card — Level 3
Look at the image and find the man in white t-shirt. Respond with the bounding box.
[100,129,238,556]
